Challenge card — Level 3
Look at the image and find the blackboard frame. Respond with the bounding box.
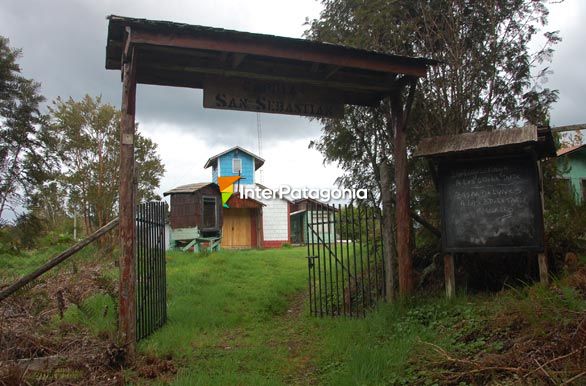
[438,154,545,253]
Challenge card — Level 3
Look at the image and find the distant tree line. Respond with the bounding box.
[0,36,164,251]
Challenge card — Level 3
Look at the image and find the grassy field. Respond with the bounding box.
[135,248,471,385]
[2,245,585,385]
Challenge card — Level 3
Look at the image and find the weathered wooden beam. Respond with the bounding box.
[122,27,132,63]
[379,161,396,301]
[538,253,549,284]
[232,53,247,69]
[390,84,414,296]
[139,45,393,87]
[537,160,549,285]
[0,218,119,303]
[138,62,395,93]
[550,124,586,133]
[444,254,455,298]
[130,30,429,77]
[118,46,137,361]
[0,355,64,373]
[325,65,340,80]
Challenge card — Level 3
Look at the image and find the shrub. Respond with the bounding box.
[542,158,586,266]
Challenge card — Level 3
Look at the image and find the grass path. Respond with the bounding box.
[138,247,448,385]
[140,247,317,385]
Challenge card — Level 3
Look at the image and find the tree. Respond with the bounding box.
[0,36,47,221]
[306,0,561,294]
[307,0,560,193]
[48,95,165,234]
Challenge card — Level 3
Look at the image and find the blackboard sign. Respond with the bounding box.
[439,156,544,252]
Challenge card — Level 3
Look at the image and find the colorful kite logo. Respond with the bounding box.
[218,176,241,208]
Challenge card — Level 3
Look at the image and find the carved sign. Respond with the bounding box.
[203,79,344,118]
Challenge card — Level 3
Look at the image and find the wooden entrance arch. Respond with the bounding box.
[105,15,437,358]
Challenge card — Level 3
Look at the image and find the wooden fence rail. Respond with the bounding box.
[0,218,119,302]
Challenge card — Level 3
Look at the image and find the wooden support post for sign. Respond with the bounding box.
[118,44,137,361]
[536,158,549,285]
[379,161,396,301]
[390,90,414,296]
[444,254,455,299]
[538,253,549,285]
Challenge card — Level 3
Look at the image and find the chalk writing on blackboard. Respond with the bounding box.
[440,157,544,252]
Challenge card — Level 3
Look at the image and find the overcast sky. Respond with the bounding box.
[1,0,584,205]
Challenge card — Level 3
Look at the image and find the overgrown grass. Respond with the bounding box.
[137,248,477,385]
[140,248,308,385]
[0,243,104,282]
[3,244,583,384]
[61,293,118,336]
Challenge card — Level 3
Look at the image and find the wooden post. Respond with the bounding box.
[538,253,549,285]
[390,93,413,295]
[379,161,396,301]
[118,44,137,361]
[536,156,548,285]
[444,254,455,299]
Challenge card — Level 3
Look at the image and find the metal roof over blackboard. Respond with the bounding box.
[414,125,556,159]
[105,15,438,107]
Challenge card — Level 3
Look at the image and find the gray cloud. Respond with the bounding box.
[0,0,323,147]
[547,1,586,126]
[2,0,583,143]
[135,85,321,145]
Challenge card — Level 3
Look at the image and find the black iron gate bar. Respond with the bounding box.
[306,202,385,318]
[136,201,167,341]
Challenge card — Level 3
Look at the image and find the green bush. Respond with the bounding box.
[0,225,21,254]
[543,159,586,264]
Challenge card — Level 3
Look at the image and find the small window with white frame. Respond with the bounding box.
[233,158,242,174]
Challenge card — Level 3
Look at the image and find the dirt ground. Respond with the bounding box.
[0,259,175,386]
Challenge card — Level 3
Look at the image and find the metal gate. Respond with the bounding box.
[306,202,385,317]
[136,201,167,340]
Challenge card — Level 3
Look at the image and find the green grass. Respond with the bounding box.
[137,247,469,385]
[61,293,118,336]
[0,242,119,338]
[140,248,308,385]
[4,245,583,384]
[0,243,103,283]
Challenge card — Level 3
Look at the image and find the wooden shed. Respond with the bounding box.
[163,183,222,247]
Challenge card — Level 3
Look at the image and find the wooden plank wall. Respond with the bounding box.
[169,186,222,230]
